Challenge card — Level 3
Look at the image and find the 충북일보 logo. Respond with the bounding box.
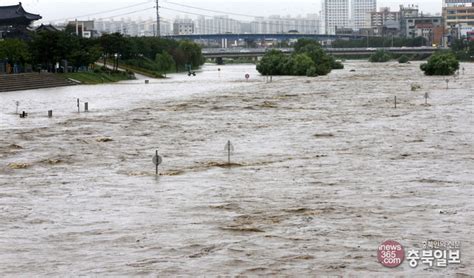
[378,240,405,268]
[377,240,462,268]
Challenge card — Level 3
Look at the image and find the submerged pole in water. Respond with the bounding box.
[152,150,162,176]
[445,79,449,90]
[48,110,53,118]
[228,141,231,165]
[84,102,89,112]
[224,140,234,166]
[77,98,80,113]
[156,150,159,175]
[394,96,397,109]
[424,92,429,105]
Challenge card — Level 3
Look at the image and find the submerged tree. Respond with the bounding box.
[369,50,392,62]
[257,39,343,77]
[398,55,410,64]
[155,51,175,76]
[420,51,460,76]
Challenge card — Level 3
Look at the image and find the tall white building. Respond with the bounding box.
[351,0,376,29]
[94,18,171,36]
[322,0,350,34]
[196,15,241,34]
[250,14,320,34]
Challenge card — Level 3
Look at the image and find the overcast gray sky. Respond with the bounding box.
[5,0,442,24]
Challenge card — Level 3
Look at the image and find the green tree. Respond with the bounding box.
[100,33,127,70]
[0,39,30,64]
[369,50,392,62]
[257,39,343,77]
[155,51,175,76]
[256,49,286,76]
[291,53,315,76]
[420,51,460,76]
[398,55,410,64]
[29,30,79,71]
[177,40,204,69]
[294,38,322,52]
[469,41,474,60]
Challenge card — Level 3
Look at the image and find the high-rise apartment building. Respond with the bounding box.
[322,0,350,34]
[351,0,376,29]
[196,15,241,34]
[173,18,194,35]
[250,14,319,34]
[442,0,474,35]
[370,7,400,27]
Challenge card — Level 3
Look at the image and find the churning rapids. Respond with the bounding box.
[0,62,473,276]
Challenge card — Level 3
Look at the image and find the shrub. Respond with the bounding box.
[420,51,460,76]
[332,60,344,69]
[256,39,343,76]
[369,50,392,62]
[291,53,315,76]
[306,66,318,77]
[398,55,410,64]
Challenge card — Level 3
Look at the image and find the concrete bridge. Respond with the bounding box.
[202,47,442,59]
[164,33,366,42]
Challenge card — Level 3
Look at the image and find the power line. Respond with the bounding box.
[165,1,319,23]
[165,1,261,19]
[94,7,156,21]
[95,18,173,36]
[160,7,319,34]
[42,1,153,23]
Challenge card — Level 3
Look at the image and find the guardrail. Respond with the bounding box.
[202,47,444,57]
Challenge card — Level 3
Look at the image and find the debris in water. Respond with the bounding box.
[411,84,422,91]
[42,159,63,165]
[220,226,264,233]
[8,163,30,169]
[96,137,113,142]
[314,133,334,138]
[9,144,23,149]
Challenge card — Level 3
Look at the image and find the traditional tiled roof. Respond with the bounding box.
[0,2,42,24]
[36,24,59,32]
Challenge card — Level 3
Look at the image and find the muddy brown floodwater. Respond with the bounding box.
[0,62,473,276]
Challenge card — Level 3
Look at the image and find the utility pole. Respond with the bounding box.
[156,0,160,37]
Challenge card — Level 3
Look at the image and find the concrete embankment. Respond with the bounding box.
[0,73,77,92]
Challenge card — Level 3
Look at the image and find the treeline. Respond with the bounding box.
[450,39,474,61]
[0,31,204,74]
[332,36,428,48]
[257,39,343,77]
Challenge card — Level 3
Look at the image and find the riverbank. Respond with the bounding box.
[61,70,134,84]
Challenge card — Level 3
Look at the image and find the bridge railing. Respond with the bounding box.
[202,46,443,54]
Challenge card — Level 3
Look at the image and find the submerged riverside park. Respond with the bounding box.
[0,60,473,275]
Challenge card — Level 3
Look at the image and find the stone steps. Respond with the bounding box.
[0,73,77,92]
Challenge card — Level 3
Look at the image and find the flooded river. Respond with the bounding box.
[0,62,473,276]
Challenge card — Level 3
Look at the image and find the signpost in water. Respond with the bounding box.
[224,140,234,165]
[152,150,163,176]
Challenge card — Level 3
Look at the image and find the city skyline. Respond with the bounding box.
[2,0,442,25]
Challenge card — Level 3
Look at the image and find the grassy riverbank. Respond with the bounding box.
[117,63,165,78]
[62,70,134,84]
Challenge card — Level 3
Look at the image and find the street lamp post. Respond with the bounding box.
[367,30,369,48]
